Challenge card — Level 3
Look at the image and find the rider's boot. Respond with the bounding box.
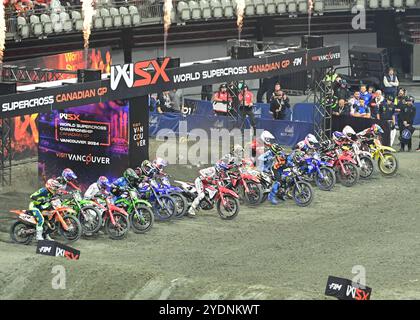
[268,182,279,205]
[188,206,196,216]
[44,233,53,241]
[36,226,44,241]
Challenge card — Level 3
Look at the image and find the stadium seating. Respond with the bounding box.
[276,0,287,14]
[50,13,64,33]
[200,0,213,19]
[369,0,379,9]
[245,0,256,16]
[100,8,113,28]
[128,6,141,26]
[286,0,297,14]
[190,1,202,19]
[40,14,53,35]
[60,12,73,32]
[380,0,391,8]
[265,0,277,15]
[221,0,234,17]
[119,7,132,27]
[178,1,191,21]
[393,0,404,9]
[406,0,417,7]
[298,0,308,14]
[71,11,84,31]
[210,0,224,18]
[255,0,266,15]
[110,8,123,27]
[29,15,43,37]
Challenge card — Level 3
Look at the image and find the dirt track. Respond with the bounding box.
[0,141,419,299]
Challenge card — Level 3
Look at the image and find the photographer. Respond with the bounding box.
[269,82,290,120]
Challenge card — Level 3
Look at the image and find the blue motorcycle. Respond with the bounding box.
[157,175,188,218]
[298,153,336,191]
[137,178,177,221]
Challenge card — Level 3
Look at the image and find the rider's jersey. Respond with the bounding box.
[110,177,131,195]
[30,187,53,209]
[84,182,107,200]
[295,140,310,152]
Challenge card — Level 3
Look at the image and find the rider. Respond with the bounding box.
[295,134,320,154]
[56,168,79,191]
[29,178,63,241]
[258,143,287,205]
[84,176,110,200]
[110,168,140,197]
[188,166,218,216]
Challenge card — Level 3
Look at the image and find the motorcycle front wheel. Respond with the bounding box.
[58,215,82,243]
[78,206,103,235]
[217,195,240,220]
[105,212,130,240]
[378,152,398,177]
[243,181,263,206]
[315,167,336,191]
[359,156,374,179]
[130,204,154,234]
[153,195,177,221]
[337,162,360,187]
[292,181,314,207]
[170,192,188,218]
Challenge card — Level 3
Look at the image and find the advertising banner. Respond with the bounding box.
[128,95,149,167]
[38,101,129,189]
[325,276,372,300]
[1,47,111,160]
[0,46,341,119]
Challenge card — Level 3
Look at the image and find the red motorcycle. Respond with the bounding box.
[219,164,263,206]
[175,178,240,220]
[322,147,360,187]
[92,196,130,240]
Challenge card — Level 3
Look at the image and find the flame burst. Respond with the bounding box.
[82,0,95,49]
[236,0,245,40]
[163,0,173,57]
[0,1,6,65]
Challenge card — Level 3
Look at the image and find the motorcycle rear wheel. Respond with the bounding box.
[10,221,33,245]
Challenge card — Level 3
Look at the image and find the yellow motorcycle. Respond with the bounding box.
[360,136,398,177]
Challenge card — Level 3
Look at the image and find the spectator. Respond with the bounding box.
[378,96,397,146]
[269,82,290,120]
[359,85,372,106]
[349,91,361,108]
[168,89,182,112]
[33,0,50,11]
[156,91,179,113]
[369,90,384,120]
[238,84,256,132]
[351,99,371,118]
[383,67,399,99]
[332,98,351,117]
[398,96,416,152]
[394,88,407,110]
[335,79,351,101]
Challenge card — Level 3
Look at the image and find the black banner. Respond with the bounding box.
[36,240,80,260]
[129,95,149,167]
[332,115,391,146]
[325,276,372,300]
[0,46,340,119]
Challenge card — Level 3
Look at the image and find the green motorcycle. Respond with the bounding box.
[114,188,154,234]
[62,190,103,235]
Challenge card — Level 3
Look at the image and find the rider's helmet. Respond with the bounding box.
[293,150,306,163]
[320,139,333,150]
[45,178,63,194]
[342,125,356,137]
[371,124,384,135]
[199,166,217,182]
[332,131,345,142]
[304,134,319,149]
[141,160,154,176]
[62,168,77,182]
[97,176,110,189]
[123,168,140,184]
[270,143,284,155]
[152,157,168,172]
[215,161,230,171]
[232,144,244,158]
[260,130,275,146]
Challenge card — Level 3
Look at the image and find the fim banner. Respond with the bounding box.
[325,276,372,300]
[36,240,80,260]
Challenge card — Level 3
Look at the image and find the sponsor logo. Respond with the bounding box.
[2,96,54,113]
[59,113,81,121]
[55,247,80,260]
[173,66,248,83]
[345,285,371,300]
[55,152,111,165]
[55,87,108,103]
[39,246,52,253]
[110,58,170,90]
[325,276,371,300]
[328,283,342,291]
[311,52,341,62]
[248,60,291,73]
[36,240,80,260]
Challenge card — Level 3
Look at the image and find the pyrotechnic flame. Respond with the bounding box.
[236,0,245,40]
[163,0,173,57]
[0,1,6,65]
[82,0,95,49]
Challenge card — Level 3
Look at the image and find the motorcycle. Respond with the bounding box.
[114,188,154,232]
[158,175,189,218]
[61,189,103,235]
[298,152,336,191]
[9,197,82,244]
[174,179,240,220]
[359,135,398,177]
[277,166,314,207]
[219,164,263,206]
[322,147,360,187]
[137,179,177,221]
[92,196,130,240]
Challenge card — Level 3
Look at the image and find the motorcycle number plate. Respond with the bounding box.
[208,189,217,199]
[51,199,62,208]
[20,213,36,224]
[74,193,82,201]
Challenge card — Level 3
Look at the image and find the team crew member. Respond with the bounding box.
[332,99,351,117]
[351,99,371,118]
[212,84,232,103]
[378,96,397,146]
[398,96,416,152]
[359,85,372,106]
[369,90,384,120]
[238,85,256,132]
